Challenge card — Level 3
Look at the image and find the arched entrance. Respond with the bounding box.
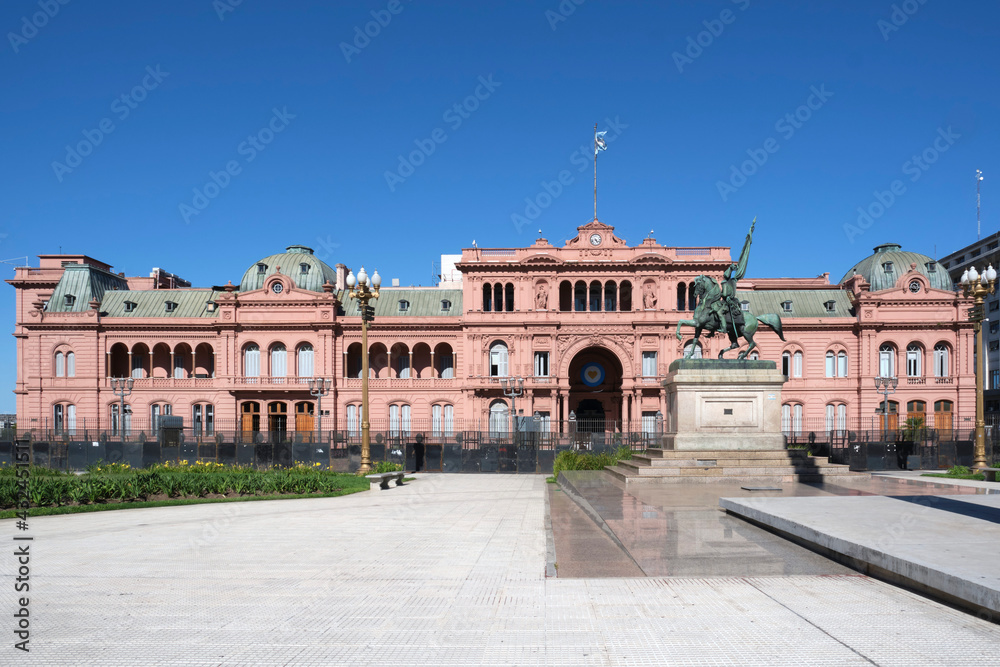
[567,346,624,433]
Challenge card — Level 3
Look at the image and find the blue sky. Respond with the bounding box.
[1,0,998,411]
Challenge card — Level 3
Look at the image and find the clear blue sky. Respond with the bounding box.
[1,0,998,412]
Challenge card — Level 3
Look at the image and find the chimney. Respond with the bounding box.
[335,263,347,290]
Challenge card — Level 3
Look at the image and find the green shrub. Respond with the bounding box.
[948,465,972,476]
[552,445,633,478]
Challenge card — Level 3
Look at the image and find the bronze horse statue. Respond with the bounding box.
[676,275,785,359]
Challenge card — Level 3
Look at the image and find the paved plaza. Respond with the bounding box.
[4,474,1000,665]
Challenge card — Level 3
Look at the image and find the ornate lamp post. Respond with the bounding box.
[960,264,997,470]
[874,376,898,438]
[110,377,134,439]
[346,266,381,474]
[499,376,524,439]
[308,378,331,443]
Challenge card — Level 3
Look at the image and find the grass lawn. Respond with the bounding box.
[921,464,999,482]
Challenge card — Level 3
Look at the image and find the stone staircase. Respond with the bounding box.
[606,448,865,484]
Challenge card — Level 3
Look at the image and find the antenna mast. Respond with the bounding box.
[977,169,984,240]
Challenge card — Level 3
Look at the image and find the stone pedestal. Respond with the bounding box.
[661,359,786,451]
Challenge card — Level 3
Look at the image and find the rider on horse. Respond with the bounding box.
[706,219,754,337]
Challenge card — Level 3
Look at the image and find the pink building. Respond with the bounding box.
[8,221,973,441]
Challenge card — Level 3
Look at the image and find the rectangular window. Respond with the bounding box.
[444,405,454,436]
[991,370,999,391]
[347,405,359,436]
[67,404,76,433]
[836,404,846,431]
[53,404,64,433]
[990,341,999,352]
[536,410,550,434]
[825,405,835,432]
[793,352,802,378]
[641,411,658,436]
[992,321,999,335]
[793,404,802,436]
[193,405,202,435]
[389,405,400,437]
[534,351,549,377]
[838,352,848,378]
[401,405,411,436]
[825,354,835,378]
[432,404,442,437]
[56,352,65,377]
[990,301,999,312]
[67,352,75,377]
[205,405,213,435]
[642,351,657,377]
[439,354,454,379]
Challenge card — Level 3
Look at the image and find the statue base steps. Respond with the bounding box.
[606,449,865,484]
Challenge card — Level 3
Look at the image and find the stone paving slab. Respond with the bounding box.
[2,474,999,665]
[720,493,1000,617]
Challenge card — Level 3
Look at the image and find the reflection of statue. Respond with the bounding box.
[535,286,547,310]
[642,285,657,310]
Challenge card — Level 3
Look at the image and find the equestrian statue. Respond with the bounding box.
[676,218,785,359]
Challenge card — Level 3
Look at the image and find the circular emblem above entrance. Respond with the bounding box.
[581,362,605,387]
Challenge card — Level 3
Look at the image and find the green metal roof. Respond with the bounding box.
[839,243,953,291]
[100,289,221,318]
[239,245,338,292]
[338,288,463,317]
[736,289,853,318]
[47,263,129,313]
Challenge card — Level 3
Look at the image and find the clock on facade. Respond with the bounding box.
[908,280,921,293]
[589,233,602,246]
[272,282,284,294]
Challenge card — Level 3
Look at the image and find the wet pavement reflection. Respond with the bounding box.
[557,471,996,578]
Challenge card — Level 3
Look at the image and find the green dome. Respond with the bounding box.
[839,243,953,291]
[239,245,338,292]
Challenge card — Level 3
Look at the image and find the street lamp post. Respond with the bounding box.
[874,376,898,439]
[346,266,381,474]
[308,378,331,443]
[960,264,997,470]
[499,377,524,440]
[110,377,134,439]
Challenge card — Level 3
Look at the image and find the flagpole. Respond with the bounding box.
[593,123,598,221]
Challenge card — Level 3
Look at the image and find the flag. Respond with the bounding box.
[595,130,608,155]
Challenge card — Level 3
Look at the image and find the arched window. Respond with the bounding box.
[489,342,508,377]
[297,344,314,377]
[66,351,75,377]
[825,351,835,378]
[688,283,697,311]
[482,283,492,312]
[54,403,77,435]
[346,404,360,436]
[933,344,949,377]
[782,404,803,434]
[782,403,791,433]
[934,400,953,432]
[193,404,214,435]
[244,344,260,378]
[270,344,287,378]
[677,282,687,311]
[589,281,602,312]
[906,344,922,377]
[782,351,791,377]
[907,400,926,424]
[574,281,586,312]
[432,404,454,437]
[684,341,702,359]
[111,403,132,436]
[489,400,508,438]
[793,404,803,435]
[432,404,443,437]
[435,343,454,379]
[55,351,65,377]
[494,284,503,313]
[559,281,572,311]
[879,344,896,377]
[604,281,617,311]
[826,404,847,433]
[150,403,172,431]
[837,404,846,431]
[837,351,848,377]
[505,283,514,312]
[878,400,899,430]
[792,351,803,378]
[748,351,759,360]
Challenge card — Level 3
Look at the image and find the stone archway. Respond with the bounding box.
[567,346,625,432]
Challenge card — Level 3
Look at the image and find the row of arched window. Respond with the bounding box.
[54,351,75,377]
[243,343,313,378]
[482,283,514,312]
[344,342,455,379]
[109,343,215,379]
[781,399,956,435]
[879,343,951,377]
[558,281,633,312]
[344,402,455,436]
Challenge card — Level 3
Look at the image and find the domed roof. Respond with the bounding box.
[839,243,953,291]
[239,245,338,292]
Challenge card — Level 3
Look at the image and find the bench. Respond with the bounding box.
[366,471,406,491]
[980,467,1000,483]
